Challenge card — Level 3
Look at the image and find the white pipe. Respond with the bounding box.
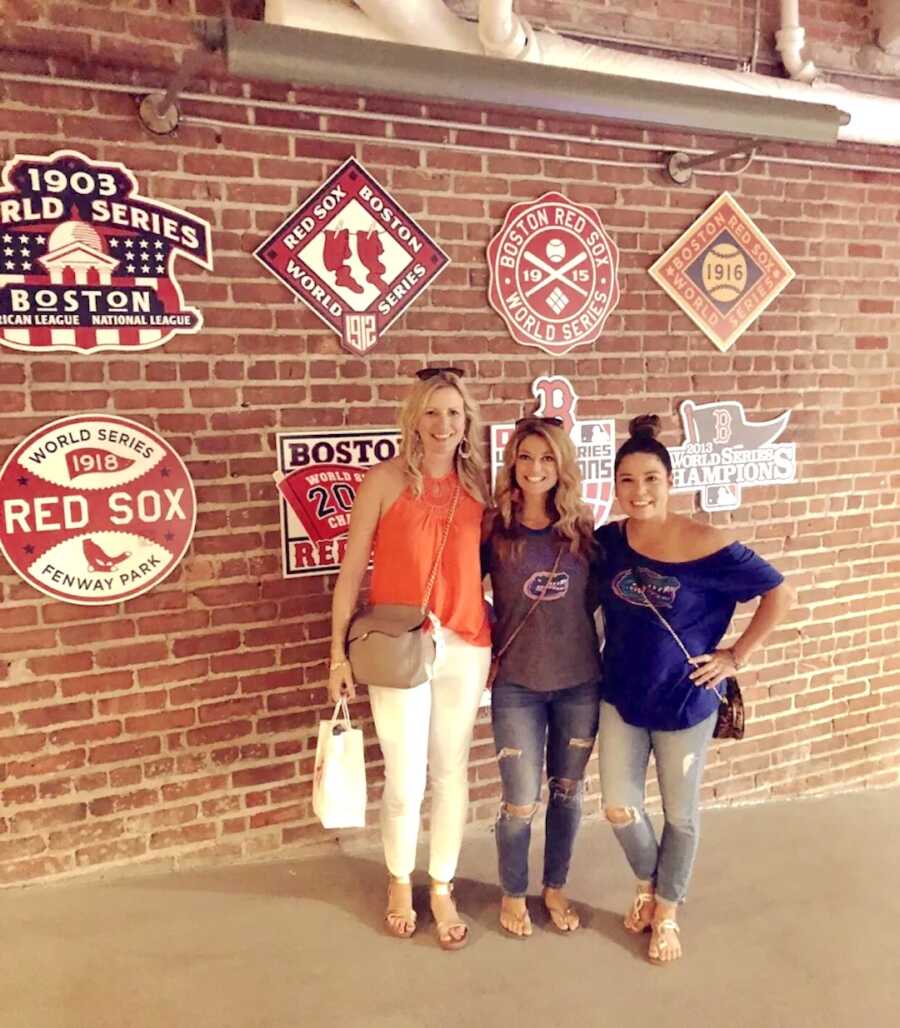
[477,0,536,60]
[265,0,900,147]
[775,0,818,83]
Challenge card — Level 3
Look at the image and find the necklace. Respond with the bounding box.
[423,473,456,506]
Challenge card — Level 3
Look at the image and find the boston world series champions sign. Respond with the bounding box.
[255,157,449,355]
[0,414,196,604]
[490,376,615,528]
[648,192,794,353]
[276,429,401,577]
[670,399,797,512]
[0,150,212,353]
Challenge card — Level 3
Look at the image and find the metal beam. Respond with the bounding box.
[202,18,849,146]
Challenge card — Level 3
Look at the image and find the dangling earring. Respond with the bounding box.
[457,437,471,459]
[413,432,423,453]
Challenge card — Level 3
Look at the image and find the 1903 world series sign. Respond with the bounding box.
[0,150,212,353]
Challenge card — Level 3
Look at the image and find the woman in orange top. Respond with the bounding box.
[329,368,490,951]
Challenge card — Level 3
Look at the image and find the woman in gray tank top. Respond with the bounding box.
[482,417,601,937]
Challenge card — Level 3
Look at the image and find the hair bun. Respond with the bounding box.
[628,414,661,440]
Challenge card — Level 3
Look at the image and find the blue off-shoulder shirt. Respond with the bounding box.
[594,521,784,731]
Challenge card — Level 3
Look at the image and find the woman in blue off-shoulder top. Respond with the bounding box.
[594,415,794,966]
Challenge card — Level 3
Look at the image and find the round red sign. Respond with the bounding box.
[487,192,620,356]
[0,414,195,604]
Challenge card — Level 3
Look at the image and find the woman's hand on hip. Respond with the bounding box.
[328,660,356,702]
[689,649,737,688]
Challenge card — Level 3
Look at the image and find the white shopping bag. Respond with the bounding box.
[312,698,367,829]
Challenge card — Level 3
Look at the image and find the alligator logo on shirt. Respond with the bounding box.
[612,568,680,609]
[524,569,569,601]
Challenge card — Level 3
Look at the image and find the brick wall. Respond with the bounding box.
[0,1,899,888]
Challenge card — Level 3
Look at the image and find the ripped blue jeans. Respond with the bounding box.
[598,700,716,905]
[492,679,601,897]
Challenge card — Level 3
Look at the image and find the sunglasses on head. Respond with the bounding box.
[415,366,465,381]
[515,415,563,429]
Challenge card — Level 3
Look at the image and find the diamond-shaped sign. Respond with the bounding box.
[254,157,449,354]
[649,192,794,352]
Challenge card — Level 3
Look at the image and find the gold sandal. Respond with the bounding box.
[542,888,579,933]
[430,881,468,951]
[384,878,416,939]
[624,886,655,934]
[499,897,532,939]
[648,918,681,965]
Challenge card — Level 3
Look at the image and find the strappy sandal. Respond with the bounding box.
[384,878,417,939]
[430,881,468,951]
[624,887,655,934]
[499,897,532,939]
[648,918,681,965]
[541,887,579,933]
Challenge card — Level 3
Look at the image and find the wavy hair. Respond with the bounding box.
[396,371,488,504]
[490,422,595,561]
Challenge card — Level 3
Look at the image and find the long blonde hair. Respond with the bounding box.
[397,371,488,504]
[490,422,595,560]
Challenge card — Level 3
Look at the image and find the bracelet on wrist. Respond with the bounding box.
[728,648,744,671]
[329,658,349,672]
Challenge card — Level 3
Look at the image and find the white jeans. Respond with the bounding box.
[368,624,490,882]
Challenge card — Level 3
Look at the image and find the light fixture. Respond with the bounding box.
[199,18,849,146]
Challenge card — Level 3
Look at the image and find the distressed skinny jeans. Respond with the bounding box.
[598,700,716,905]
[492,679,601,897]
[368,624,490,883]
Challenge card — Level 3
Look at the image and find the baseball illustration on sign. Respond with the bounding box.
[490,376,615,527]
[487,192,620,357]
[670,399,797,511]
[0,415,196,604]
[276,429,401,577]
[255,157,449,354]
[0,150,212,353]
[649,192,794,353]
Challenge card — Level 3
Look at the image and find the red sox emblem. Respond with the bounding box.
[490,376,615,527]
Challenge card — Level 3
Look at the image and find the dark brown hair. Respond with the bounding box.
[613,414,672,475]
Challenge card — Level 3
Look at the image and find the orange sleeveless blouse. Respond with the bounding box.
[369,474,490,647]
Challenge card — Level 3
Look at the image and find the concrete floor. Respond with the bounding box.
[1,788,898,1028]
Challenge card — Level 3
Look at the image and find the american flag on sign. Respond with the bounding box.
[0,222,195,351]
[0,149,213,355]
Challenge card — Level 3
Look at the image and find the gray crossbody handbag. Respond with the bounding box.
[346,484,461,689]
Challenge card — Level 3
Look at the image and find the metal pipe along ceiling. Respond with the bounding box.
[208,20,848,146]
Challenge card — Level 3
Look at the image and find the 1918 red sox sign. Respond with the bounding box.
[0,415,195,604]
[255,157,449,354]
[487,192,620,356]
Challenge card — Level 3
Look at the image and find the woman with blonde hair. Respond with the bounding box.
[482,416,601,938]
[328,368,491,951]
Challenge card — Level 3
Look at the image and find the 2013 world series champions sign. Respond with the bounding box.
[276,429,400,577]
[670,399,797,512]
[0,150,212,353]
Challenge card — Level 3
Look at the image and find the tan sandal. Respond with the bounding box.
[624,886,655,934]
[542,887,579,933]
[384,878,416,939]
[430,881,468,951]
[648,918,681,965]
[499,896,532,939]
